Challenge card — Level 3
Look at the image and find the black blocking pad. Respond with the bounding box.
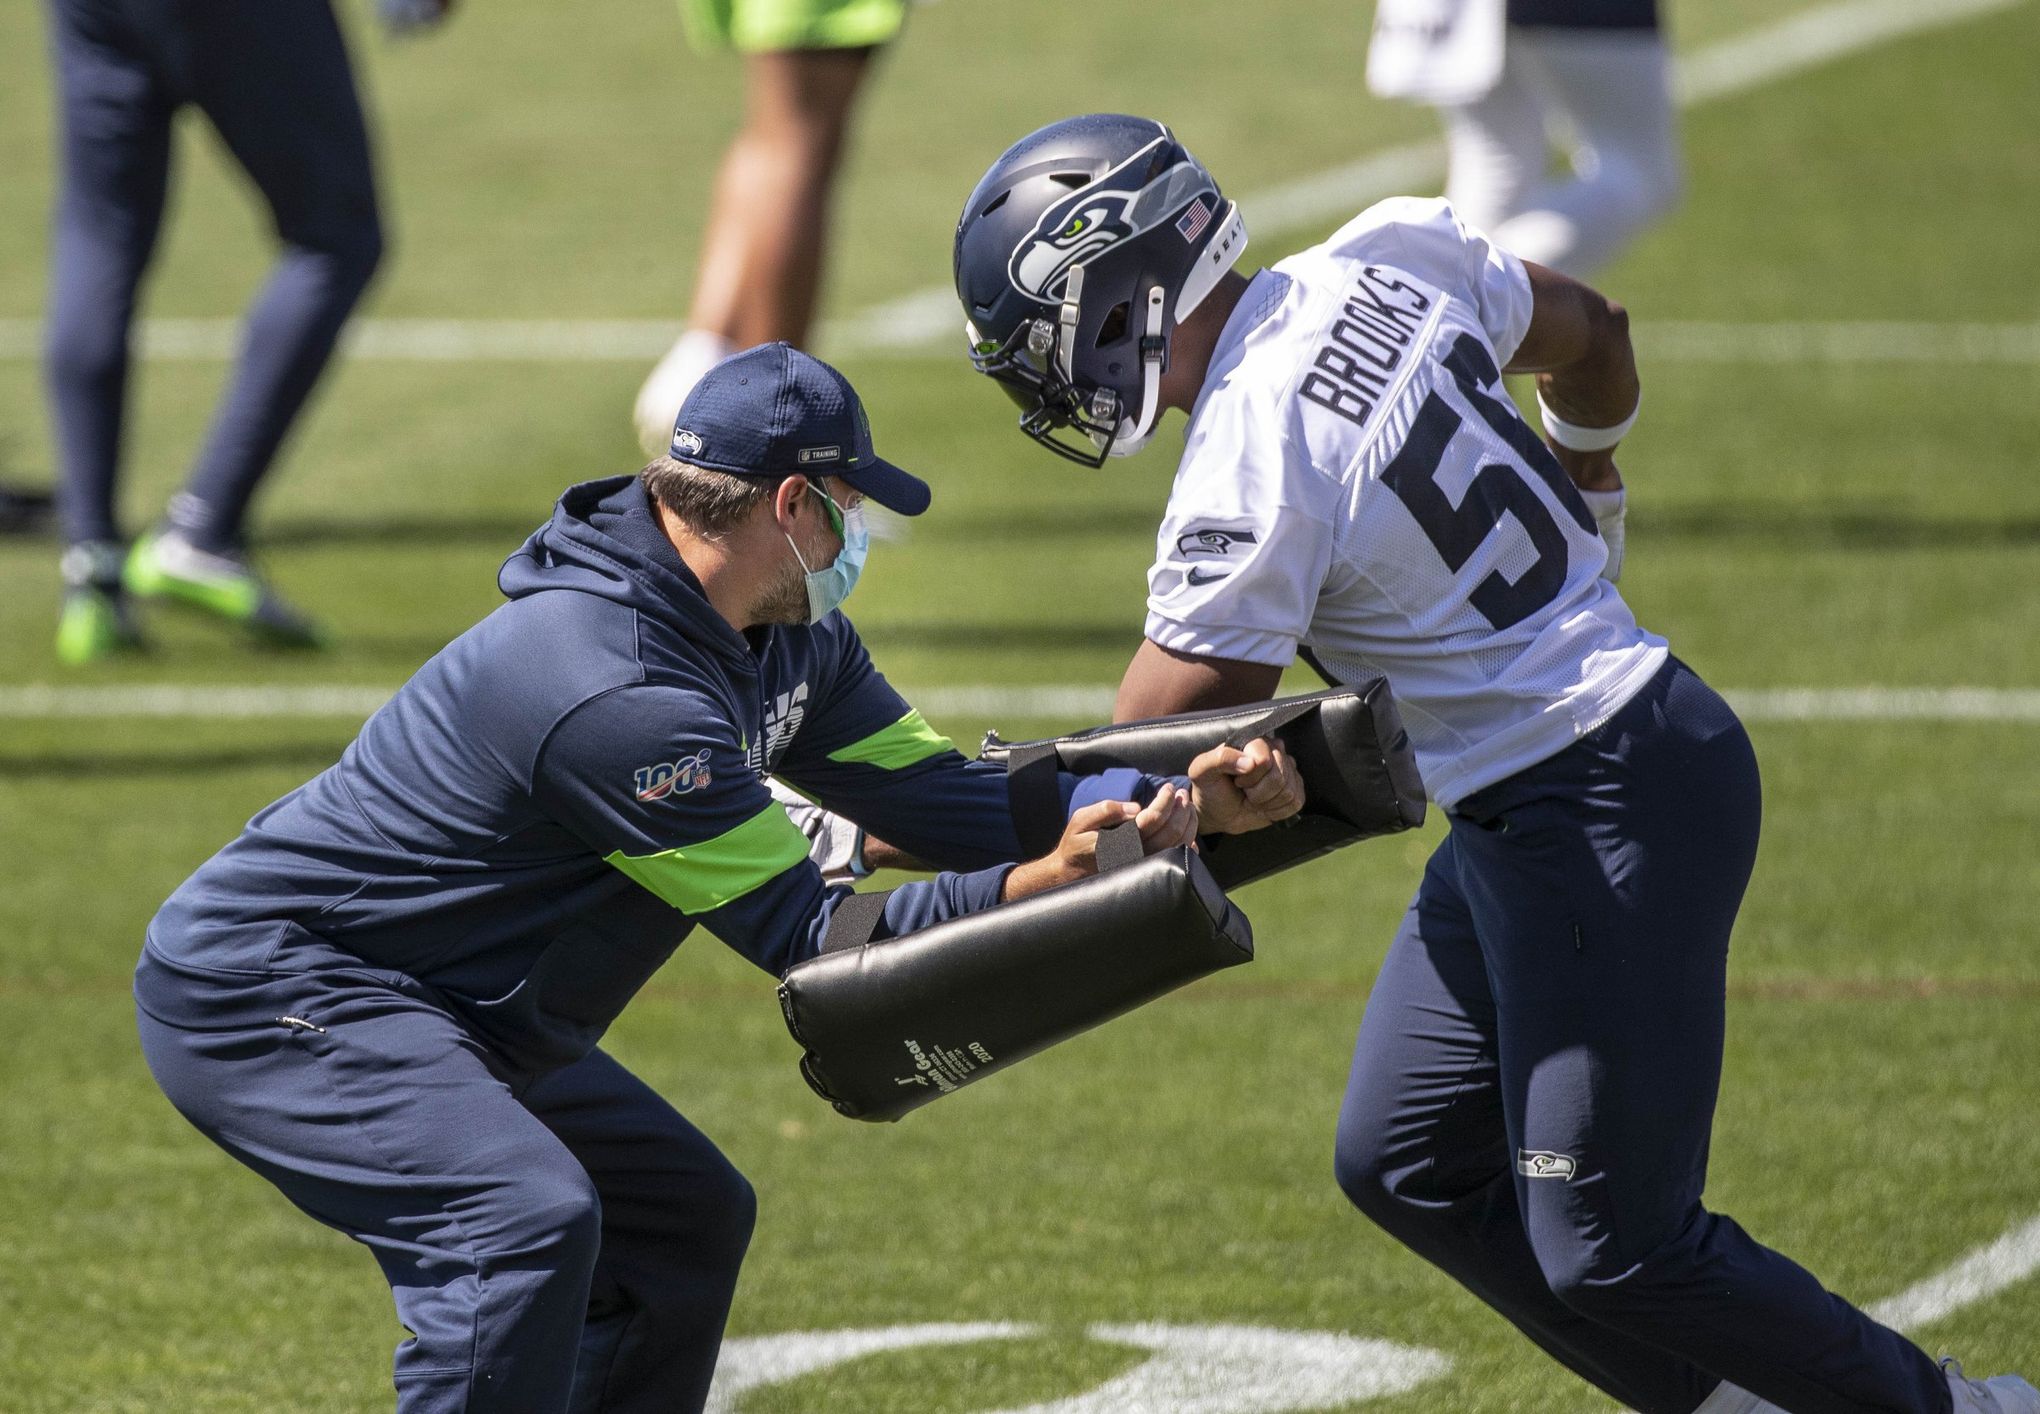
[779,837,1251,1123]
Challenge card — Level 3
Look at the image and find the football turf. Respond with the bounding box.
[1,0,2036,1409]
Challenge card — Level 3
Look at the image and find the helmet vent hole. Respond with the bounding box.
[1049,172,1089,189]
[979,191,1011,216]
[1095,302,1130,348]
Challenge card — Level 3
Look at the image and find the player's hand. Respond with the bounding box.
[1001,788,1199,900]
[1189,738,1305,835]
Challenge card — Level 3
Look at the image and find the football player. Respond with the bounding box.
[950,115,2035,1414]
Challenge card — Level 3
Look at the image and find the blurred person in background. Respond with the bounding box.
[1368,0,1681,276]
[41,0,450,666]
[631,0,906,454]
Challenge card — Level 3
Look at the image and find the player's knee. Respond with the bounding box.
[283,198,386,293]
[1530,1231,1610,1315]
[699,1159,758,1268]
[1597,148,1684,229]
[514,1168,604,1269]
[1332,1130,1427,1235]
[1532,1208,1703,1322]
[1628,152,1684,224]
[43,314,127,388]
[645,1149,756,1274]
[328,212,386,291]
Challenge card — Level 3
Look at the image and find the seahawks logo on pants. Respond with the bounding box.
[1517,1149,1578,1181]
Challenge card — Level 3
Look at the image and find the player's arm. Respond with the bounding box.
[1504,261,1638,578]
[1504,261,1638,495]
[1126,464,1331,827]
[1115,638,1281,718]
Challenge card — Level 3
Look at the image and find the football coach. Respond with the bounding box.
[134,343,1300,1413]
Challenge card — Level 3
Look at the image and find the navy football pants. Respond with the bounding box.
[138,975,754,1412]
[44,0,383,553]
[1335,661,1949,1414]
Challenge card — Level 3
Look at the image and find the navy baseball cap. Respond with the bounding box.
[667,343,932,516]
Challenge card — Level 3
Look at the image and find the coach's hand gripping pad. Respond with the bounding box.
[779,829,1252,1123]
[980,679,1426,890]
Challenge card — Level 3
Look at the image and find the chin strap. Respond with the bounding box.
[1055,266,1085,385]
[1100,285,1169,458]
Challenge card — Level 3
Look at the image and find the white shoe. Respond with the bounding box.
[1945,1358,2040,1413]
[633,330,734,456]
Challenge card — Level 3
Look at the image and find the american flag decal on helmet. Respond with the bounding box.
[1176,196,1213,243]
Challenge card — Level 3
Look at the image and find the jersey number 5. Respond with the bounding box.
[1381,335,1598,630]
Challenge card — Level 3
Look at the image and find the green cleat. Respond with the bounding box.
[125,528,328,649]
[55,586,145,666]
[56,541,146,666]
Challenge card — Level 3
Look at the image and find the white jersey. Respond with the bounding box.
[1144,197,1668,808]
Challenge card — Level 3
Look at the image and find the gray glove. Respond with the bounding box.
[767,778,867,885]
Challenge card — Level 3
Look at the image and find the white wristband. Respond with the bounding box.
[1538,392,1638,452]
[1579,487,1627,583]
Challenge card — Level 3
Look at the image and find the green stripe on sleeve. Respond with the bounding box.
[605,805,812,914]
[824,708,954,770]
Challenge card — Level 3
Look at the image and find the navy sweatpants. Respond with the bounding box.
[136,959,754,1412]
[1334,661,1948,1414]
[44,0,383,554]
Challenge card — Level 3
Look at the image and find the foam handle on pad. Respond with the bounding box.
[779,835,1251,1122]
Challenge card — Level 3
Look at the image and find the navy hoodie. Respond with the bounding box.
[137,477,1145,1073]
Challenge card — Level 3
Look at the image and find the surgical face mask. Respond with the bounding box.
[784,482,867,623]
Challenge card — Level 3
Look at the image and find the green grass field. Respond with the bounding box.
[2,0,2037,1409]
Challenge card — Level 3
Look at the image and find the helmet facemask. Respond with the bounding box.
[967,269,1168,468]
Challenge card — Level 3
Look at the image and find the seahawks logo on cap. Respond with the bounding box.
[672,429,704,457]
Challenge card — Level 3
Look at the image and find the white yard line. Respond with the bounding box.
[0,0,2024,365]
[1869,1215,2040,1333]
[1726,688,2040,723]
[1641,323,2040,366]
[5,684,2040,724]
[1670,0,2023,106]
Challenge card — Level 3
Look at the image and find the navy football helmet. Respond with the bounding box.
[953,115,1247,466]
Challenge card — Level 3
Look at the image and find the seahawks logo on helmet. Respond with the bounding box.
[1006,139,1219,303]
[1009,189,1141,302]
